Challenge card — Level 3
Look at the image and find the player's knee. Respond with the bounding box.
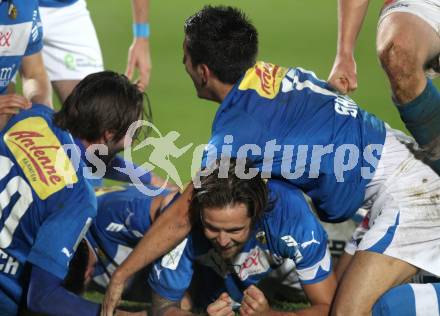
[378,39,418,85]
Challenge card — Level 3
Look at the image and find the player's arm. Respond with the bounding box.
[105,155,175,189]
[27,265,101,316]
[328,0,370,94]
[20,51,52,107]
[102,184,193,316]
[151,292,193,316]
[127,0,151,91]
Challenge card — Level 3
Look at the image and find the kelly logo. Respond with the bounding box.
[239,61,289,99]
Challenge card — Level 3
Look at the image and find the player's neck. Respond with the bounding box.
[212,82,234,103]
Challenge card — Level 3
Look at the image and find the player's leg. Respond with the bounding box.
[377,11,439,103]
[331,251,418,316]
[373,283,440,316]
[52,80,80,103]
[376,1,440,174]
[39,0,104,104]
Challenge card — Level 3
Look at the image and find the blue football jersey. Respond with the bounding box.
[0,105,96,314]
[0,0,43,94]
[87,185,172,287]
[148,180,331,307]
[202,62,386,222]
[38,0,78,8]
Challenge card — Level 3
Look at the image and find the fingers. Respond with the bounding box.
[328,76,349,94]
[101,281,123,316]
[239,285,269,316]
[0,94,31,115]
[219,292,231,303]
[207,293,233,316]
[125,59,135,81]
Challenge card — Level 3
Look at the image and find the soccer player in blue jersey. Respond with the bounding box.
[147,160,336,316]
[0,71,144,316]
[102,6,440,316]
[50,185,179,316]
[0,0,51,129]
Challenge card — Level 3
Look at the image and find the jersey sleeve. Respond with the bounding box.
[27,177,96,280]
[148,237,194,302]
[272,184,332,285]
[24,6,43,56]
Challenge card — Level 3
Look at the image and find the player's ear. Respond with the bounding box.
[103,130,116,143]
[198,64,211,85]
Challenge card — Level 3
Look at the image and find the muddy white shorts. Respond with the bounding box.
[379,0,440,77]
[350,126,440,276]
[39,0,104,81]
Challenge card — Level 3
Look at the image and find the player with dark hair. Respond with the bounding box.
[148,159,336,316]
[0,71,144,316]
[102,6,440,316]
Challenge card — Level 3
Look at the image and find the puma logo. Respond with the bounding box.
[301,231,320,249]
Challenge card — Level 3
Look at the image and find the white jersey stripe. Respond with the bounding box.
[411,283,440,316]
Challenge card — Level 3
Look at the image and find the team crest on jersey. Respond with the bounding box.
[238,61,289,99]
[4,117,78,199]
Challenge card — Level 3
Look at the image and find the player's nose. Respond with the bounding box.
[217,231,231,247]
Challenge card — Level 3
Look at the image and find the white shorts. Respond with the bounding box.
[378,0,440,77]
[39,0,104,81]
[351,126,440,276]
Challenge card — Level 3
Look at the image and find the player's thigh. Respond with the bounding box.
[39,0,103,88]
[52,80,80,104]
[377,4,440,67]
[331,251,418,316]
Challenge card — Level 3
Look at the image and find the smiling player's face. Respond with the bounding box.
[201,203,252,261]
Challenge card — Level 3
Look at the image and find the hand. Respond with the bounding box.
[115,310,148,316]
[327,54,358,94]
[207,292,234,316]
[0,94,31,115]
[125,38,152,91]
[101,273,126,316]
[239,285,270,316]
[150,173,179,191]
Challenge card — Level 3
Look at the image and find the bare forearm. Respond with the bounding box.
[22,75,52,107]
[131,0,149,23]
[336,0,370,56]
[21,53,52,107]
[114,185,193,281]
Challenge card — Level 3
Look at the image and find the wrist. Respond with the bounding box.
[132,23,150,38]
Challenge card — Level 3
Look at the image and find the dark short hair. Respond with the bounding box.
[184,6,258,84]
[53,71,146,143]
[190,159,268,223]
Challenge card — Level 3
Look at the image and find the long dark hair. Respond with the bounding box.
[53,71,146,143]
[190,158,269,224]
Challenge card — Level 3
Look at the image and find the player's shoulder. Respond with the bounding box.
[3,105,70,141]
[264,180,322,240]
